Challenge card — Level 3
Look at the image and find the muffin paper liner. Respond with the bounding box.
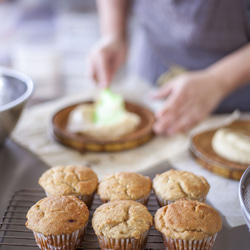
[155,194,207,207]
[76,192,95,208]
[136,193,150,205]
[162,233,217,250]
[45,191,95,209]
[100,193,150,205]
[97,230,150,250]
[33,222,88,250]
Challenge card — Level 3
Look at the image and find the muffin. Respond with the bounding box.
[26,195,89,250]
[92,200,153,250]
[97,172,152,205]
[154,199,222,250]
[152,169,210,206]
[38,165,98,208]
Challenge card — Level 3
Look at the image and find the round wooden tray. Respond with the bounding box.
[190,120,250,180]
[51,101,155,152]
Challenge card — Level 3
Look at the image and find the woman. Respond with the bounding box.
[89,0,250,136]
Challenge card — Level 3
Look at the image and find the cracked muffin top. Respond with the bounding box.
[39,165,98,196]
[26,195,89,236]
[152,169,210,201]
[92,200,153,239]
[97,172,152,201]
[154,199,222,240]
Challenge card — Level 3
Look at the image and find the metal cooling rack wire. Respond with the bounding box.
[0,189,164,249]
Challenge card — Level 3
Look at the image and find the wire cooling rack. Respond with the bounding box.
[0,189,164,250]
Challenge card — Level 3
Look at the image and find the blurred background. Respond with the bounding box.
[0,0,116,104]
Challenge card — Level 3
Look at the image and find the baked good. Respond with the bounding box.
[212,128,250,165]
[38,165,98,208]
[152,169,210,206]
[67,104,140,140]
[66,89,141,140]
[154,199,222,250]
[97,172,152,205]
[26,195,89,250]
[92,200,153,250]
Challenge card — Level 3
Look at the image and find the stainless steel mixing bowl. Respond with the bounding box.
[239,165,250,232]
[0,67,34,146]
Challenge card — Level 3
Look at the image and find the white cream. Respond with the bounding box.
[67,104,140,140]
[211,128,250,165]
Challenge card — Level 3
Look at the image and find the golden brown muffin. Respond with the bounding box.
[92,200,153,249]
[39,165,98,208]
[153,169,210,206]
[26,195,89,250]
[154,199,222,250]
[97,172,152,205]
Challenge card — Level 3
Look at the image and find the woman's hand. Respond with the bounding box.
[88,36,127,88]
[152,70,225,136]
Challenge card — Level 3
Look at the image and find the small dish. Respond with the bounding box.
[190,120,250,180]
[51,101,155,152]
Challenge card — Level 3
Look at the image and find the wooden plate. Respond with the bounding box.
[50,101,155,152]
[190,120,250,180]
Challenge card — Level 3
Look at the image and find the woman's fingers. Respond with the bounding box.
[165,105,205,136]
[88,36,127,88]
[152,71,223,136]
[97,52,113,87]
[153,101,202,136]
[153,98,190,135]
[151,83,172,99]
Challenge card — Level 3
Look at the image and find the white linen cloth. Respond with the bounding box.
[11,75,247,228]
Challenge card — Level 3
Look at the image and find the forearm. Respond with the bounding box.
[96,0,130,39]
[207,43,250,96]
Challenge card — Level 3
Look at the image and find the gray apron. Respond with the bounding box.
[131,0,250,112]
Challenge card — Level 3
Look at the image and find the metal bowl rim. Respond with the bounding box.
[238,165,250,227]
[0,67,34,112]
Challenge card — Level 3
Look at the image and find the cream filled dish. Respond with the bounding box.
[67,89,140,140]
[211,128,250,165]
